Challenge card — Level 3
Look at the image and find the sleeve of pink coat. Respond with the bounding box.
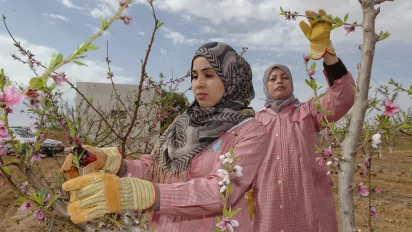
[310,70,355,131]
[156,121,269,216]
[122,155,153,180]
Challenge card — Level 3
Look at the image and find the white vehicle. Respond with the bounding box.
[0,127,65,156]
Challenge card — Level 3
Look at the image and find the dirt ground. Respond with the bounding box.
[1,148,411,232]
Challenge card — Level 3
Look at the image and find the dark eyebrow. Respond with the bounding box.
[270,72,287,77]
[192,67,214,72]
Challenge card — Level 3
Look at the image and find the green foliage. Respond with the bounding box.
[160,90,189,134]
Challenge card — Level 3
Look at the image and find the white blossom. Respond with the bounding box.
[217,169,230,185]
[219,152,233,164]
[220,185,227,193]
[371,133,381,148]
[233,165,243,177]
[326,161,333,166]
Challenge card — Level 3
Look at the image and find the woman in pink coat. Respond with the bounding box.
[252,11,356,232]
[60,42,269,231]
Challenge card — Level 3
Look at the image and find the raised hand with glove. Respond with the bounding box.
[299,9,336,61]
[62,172,158,224]
[60,145,124,179]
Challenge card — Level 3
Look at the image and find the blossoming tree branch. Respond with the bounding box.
[0,0,190,231]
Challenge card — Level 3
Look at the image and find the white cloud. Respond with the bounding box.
[199,26,218,34]
[144,0,412,45]
[88,0,147,19]
[226,23,308,51]
[161,27,203,45]
[90,0,120,19]
[0,34,134,126]
[152,0,279,24]
[182,14,191,21]
[85,24,110,36]
[138,31,145,36]
[59,0,84,10]
[41,13,70,22]
[161,24,308,51]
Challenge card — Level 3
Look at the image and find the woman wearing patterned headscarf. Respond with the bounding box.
[252,9,355,232]
[60,42,269,231]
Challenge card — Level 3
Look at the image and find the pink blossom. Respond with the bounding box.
[0,120,10,139]
[50,73,67,85]
[383,99,399,117]
[0,85,24,106]
[356,182,369,197]
[30,154,41,163]
[372,188,381,193]
[364,158,371,169]
[216,218,239,232]
[33,60,41,66]
[344,26,355,35]
[309,70,316,76]
[322,146,332,158]
[316,157,325,165]
[370,206,379,218]
[33,209,46,224]
[6,107,13,114]
[20,201,32,213]
[45,193,52,202]
[119,0,129,7]
[20,181,28,194]
[303,55,310,63]
[120,15,132,25]
[359,171,368,178]
[0,149,7,156]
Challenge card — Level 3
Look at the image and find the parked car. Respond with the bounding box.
[0,127,65,156]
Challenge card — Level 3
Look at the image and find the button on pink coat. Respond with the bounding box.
[123,118,269,231]
[253,72,355,232]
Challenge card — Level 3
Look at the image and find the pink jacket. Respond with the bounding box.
[123,118,269,231]
[252,72,355,232]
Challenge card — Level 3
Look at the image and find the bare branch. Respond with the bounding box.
[122,1,160,153]
[374,6,381,17]
[374,0,391,5]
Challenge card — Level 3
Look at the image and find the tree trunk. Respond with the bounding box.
[338,0,377,231]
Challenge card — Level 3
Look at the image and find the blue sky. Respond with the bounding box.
[0,0,411,126]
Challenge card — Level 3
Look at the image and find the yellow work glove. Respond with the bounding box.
[62,172,157,224]
[60,145,123,179]
[299,9,336,60]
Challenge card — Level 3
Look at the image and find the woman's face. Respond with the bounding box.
[191,56,225,108]
[267,67,293,100]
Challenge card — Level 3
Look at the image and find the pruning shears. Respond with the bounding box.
[65,144,97,179]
